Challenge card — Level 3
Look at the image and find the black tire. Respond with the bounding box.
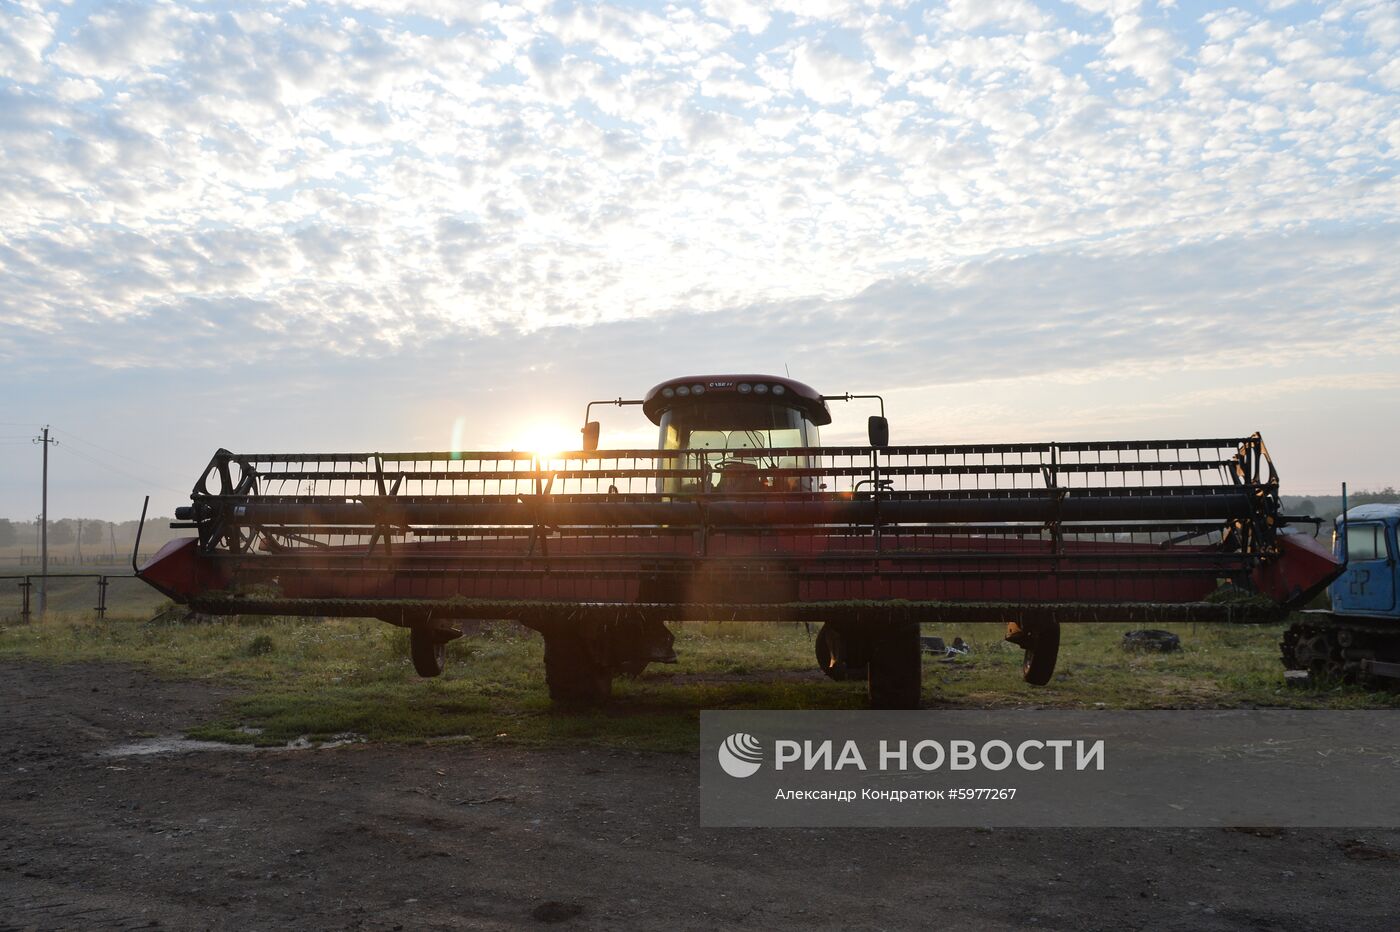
[815,625,848,680]
[410,627,447,678]
[867,622,922,709]
[1021,621,1060,686]
[543,631,614,706]
[816,623,870,681]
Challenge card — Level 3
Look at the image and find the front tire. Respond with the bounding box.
[1007,619,1060,686]
[815,623,868,681]
[543,630,614,706]
[867,622,922,709]
[410,627,447,678]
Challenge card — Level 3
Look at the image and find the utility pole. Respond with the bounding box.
[33,426,56,616]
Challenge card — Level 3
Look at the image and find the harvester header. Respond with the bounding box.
[138,373,1342,708]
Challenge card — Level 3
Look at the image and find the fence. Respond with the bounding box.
[0,564,168,622]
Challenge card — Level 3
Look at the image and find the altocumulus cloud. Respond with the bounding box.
[0,0,1398,517]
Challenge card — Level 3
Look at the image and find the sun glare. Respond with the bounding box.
[512,422,582,459]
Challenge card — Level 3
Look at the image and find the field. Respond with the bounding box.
[5,612,1400,930]
[2,611,1398,753]
[0,563,166,620]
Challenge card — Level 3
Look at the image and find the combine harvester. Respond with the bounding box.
[137,374,1342,708]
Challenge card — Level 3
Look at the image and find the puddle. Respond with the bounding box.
[98,733,365,758]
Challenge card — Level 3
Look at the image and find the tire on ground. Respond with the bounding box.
[409,627,447,678]
[1021,620,1061,687]
[867,621,922,709]
[543,629,614,706]
[816,623,872,681]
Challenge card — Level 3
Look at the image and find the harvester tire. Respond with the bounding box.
[410,627,447,678]
[544,632,614,707]
[815,623,868,681]
[1015,620,1060,686]
[867,622,921,709]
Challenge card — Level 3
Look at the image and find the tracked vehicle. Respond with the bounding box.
[137,374,1342,708]
[1283,504,1400,683]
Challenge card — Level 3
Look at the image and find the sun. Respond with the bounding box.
[512,422,583,459]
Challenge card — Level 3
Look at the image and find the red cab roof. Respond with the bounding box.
[642,374,832,426]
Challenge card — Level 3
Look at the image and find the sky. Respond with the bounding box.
[1,0,1397,522]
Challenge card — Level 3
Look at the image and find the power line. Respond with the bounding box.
[49,426,172,474]
[53,443,188,496]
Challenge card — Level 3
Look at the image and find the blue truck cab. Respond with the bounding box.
[1333,504,1399,618]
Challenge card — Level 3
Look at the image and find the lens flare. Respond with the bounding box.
[449,417,469,455]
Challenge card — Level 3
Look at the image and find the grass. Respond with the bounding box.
[0,564,167,617]
[2,612,1398,753]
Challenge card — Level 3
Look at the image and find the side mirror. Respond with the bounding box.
[868,415,889,450]
[581,421,601,451]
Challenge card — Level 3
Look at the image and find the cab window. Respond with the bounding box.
[1344,523,1389,561]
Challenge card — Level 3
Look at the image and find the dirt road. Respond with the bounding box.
[2,661,1397,931]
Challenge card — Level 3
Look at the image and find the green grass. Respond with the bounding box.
[0,565,167,618]
[2,613,1397,752]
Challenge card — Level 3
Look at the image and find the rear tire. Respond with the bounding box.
[410,627,447,678]
[867,622,922,709]
[544,630,614,706]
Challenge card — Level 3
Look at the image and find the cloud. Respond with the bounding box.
[936,0,1051,33]
[702,0,771,35]
[6,222,1396,382]
[48,1,194,81]
[1,0,1398,516]
[0,0,55,84]
[790,39,881,107]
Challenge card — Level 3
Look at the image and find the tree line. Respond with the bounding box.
[0,517,181,553]
[1283,487,1399,523]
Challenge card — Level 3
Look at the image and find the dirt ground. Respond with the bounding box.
[2,661,1398,931]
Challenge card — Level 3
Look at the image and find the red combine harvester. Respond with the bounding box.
[138,374,1342,708]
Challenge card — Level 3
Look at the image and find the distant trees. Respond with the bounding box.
[0,516,184,562]
[48,519,75,546]
[1287,488,1400,522]
[1352,487,1399,508]
[82,519,105,546]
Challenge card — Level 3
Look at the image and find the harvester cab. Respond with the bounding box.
[140,372,1344,709]
[583,375,889,493]
[584,375,884,495]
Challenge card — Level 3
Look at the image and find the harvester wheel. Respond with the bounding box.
[543,631,614,707]
[815,624,868,681]
[410,627,447,678]
[867,622,921,709]
[1007,620,1060,686]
